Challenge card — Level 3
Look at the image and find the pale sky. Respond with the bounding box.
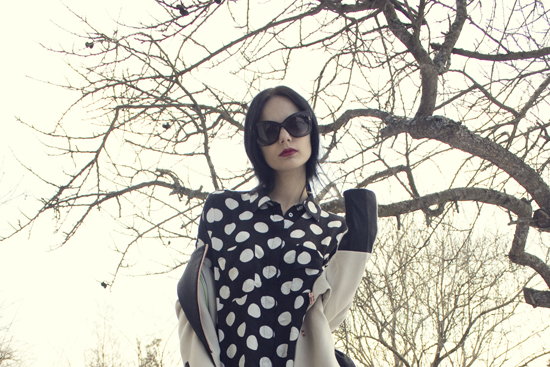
[1,1,180,366]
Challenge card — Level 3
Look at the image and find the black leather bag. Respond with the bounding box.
[335,349,356,367]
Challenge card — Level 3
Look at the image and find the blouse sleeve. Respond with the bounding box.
[320,189,378,330]
[195,194,216,250]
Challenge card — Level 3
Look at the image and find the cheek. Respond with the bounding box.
[260,145,274,164]
[300,136,312,157]
[260,146,268,159]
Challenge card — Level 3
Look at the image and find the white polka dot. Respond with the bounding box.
[310,224,323,235]
[247,335,258,350]
[248,303,261,318]
[227,344,237,358]
[196,238,205,248]
[290,229,305,238]
[336,232,345,243]
[218,257,226,270]
[267,237,282,249]
[281,281,292,295]
[305,268,319,275]
[206,208,223,223]
[241,193,251,201]
[294,296,304,309]
[235,295,247,305]
[320,210,329,218]
[303,241,316,250]
[226,312,235,326]
[255,245,264,258]
[239,211,253,220]
[307,201,318,213]
[217,298,223,311]
[218,328,225,342]
[278,312,292,326]
[321,236,331,246]
[229,267,239,280]
[286,361,294,367]
[277,344,288,358]
[214,267,220,280]
[239,355,245,367]
[254,273,262,287]
[212,237,223,251]
[260,357,272,367]
[237,322,246,337]
[220,286,230,299]
[328,220,342,228]
[263,266,277,279]
[261,296,275,309]
[291,278,303,291]
[228,245,237,251]
[243,279,255,292]
[235,231,250,243]
[240,248,254,262]
[302,212,312,220]
[258,196,270,207]
[298,252,311,265]
[270,214,284,222]
[260,325,274,339]
[254,222,269,233]
[284,250,296,264]
[290,327,299,341]
[284,219,293,229]
[249,193,259,202]
[225,223,236,235]
[225,198,239,210]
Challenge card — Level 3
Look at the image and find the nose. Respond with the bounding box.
[279,126,292,142]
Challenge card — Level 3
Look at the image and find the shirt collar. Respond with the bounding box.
[247,187,322,222]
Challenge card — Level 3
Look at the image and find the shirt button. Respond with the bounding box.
[288,213,293,217]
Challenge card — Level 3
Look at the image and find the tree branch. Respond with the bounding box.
[430,43,550,61]
[380,116,550,208]
[321,187,531,218]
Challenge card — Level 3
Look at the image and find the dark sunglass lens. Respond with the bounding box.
[287,115,311,137]
[257,121,280,145]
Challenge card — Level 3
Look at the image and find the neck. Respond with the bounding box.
[269,169,308,215]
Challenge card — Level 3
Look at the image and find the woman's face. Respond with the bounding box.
[259,95,312,175]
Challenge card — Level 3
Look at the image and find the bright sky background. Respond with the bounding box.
[1,1,180,366]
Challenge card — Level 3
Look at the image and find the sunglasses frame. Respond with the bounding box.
[256,110,313,146]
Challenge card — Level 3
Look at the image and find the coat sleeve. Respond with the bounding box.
[320,189,378,330]
[176,194,220,367]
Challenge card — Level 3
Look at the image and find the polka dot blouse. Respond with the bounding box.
[196,189,347,367]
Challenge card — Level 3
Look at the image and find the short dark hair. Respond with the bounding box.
[244,86,320,191]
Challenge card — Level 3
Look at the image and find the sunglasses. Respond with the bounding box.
[256,110,313,146]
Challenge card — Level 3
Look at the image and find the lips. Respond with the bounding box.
[279,148,297,157]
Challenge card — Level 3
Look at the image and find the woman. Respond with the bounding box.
[176,86,377,367]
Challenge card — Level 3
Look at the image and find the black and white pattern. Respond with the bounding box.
[196,189,347,367]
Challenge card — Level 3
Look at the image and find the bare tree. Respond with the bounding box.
[137,338,174,367]
[335,215,550,366]
[82,318,175,367]
[84,319,128,367]
[4,1,550,308]
[0,305,22,367]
